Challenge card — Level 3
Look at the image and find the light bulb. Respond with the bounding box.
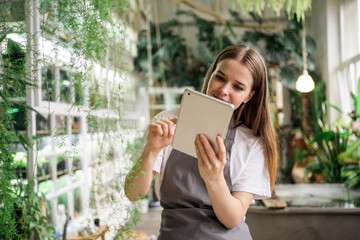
[296,70,315,93]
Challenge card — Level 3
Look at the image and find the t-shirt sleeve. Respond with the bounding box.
[231,138,271,199]
[153,148,164,173]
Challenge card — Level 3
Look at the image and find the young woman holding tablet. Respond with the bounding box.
[125,45,278,240]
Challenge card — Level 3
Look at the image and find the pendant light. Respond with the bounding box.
[296,17,315,93]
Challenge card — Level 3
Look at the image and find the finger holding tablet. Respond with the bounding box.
[195,134,227,183]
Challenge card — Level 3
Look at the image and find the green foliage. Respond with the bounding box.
[1,0,141,238]
[0,36,56,240]
[304,103,360,186]
[242,16,317,90]
[294,148,310,166]
[310,80,326,136]
[1,38,26,98]
[0,116,18,239]
[351,77,360,120]
[134,9,237,89]
[305,128,350,183]
[240,13,325,131]
[134,18,203,89]
[134,7,324,134]
[233,0,312,21]
[309,81,360,188]
[13,188,56,240]
[341,162,360,189]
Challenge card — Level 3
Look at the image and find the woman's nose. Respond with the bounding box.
[219,83,231,95]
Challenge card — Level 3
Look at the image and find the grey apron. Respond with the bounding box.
[158,117,252,240]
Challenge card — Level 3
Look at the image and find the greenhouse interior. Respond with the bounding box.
[1,0,360,239]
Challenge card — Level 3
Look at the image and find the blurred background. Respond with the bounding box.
[1,0,360,239]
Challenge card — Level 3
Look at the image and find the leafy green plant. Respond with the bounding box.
[306,77,360,188]
[1,0,144,238]
[13,187,56,240]
[0,32,57,239]
[0,115,19,239]
[340,137,360,188]
[304,102,359,184]
[232,0,312,21]
[134,18,205,89]
[341,161,360,189]
[294,148,310,166]
[304,125,351,183]
[231,11,324,134]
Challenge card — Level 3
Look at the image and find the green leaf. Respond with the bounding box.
[306,36,317,53]
[324,101,342,113]
[225,22,237,39]
[313,131,335,142]
[228,9,244,24]
[279,64,301,90]
[249,11,263,25]
[282,29,298,51]
[307,55,316,71]
[29,221,36,229]
[338,138,360,161]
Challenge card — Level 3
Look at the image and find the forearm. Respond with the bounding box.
[206,178,249,229]
[125,145,160,202]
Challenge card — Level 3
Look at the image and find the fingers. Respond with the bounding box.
[195,134,226,166]
[195,135,210,168]
[149,118,175,137]
[194,137,203,164]
[149,122,163,136]
[195,135,213,167]
[159,119,175,137]
[199,134,216,161]
[169,117,178,125]
[216,135,226,164]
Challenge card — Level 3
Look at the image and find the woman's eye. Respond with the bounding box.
[215,75,225,81]
[233,85,243,91]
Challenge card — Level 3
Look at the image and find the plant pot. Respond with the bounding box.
[291,163,310,184]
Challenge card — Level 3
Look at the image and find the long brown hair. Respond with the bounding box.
[201,45,278,189]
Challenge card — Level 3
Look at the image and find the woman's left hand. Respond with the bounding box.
[194,134,226,184]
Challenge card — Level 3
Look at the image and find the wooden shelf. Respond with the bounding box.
[37,166,81,182]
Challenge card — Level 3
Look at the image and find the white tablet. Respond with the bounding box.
[171,88,235,158]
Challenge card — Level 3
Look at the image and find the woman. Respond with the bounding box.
[125,45,278,239]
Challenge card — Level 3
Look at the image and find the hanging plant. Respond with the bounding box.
[233,0,312,21]
[0,0,147,239]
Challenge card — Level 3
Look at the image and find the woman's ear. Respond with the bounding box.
[243,91,255,103]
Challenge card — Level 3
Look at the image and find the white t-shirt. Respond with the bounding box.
[149,110,271,200]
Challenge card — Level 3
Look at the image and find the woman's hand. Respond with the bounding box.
[147,117,178,152]
[195,134,226,184]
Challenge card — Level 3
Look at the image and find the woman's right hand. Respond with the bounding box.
[146,117,178,152]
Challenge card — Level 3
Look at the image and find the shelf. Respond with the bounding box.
[38,166,81,182]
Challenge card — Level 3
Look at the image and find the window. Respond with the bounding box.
[337,0,360,115]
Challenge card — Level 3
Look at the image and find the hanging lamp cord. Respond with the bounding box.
[302,17,307,72]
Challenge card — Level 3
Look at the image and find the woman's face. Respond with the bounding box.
[207,59,255,109]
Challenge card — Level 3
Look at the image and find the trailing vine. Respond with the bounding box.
[1,0,144,239]
[233,0,312,21]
